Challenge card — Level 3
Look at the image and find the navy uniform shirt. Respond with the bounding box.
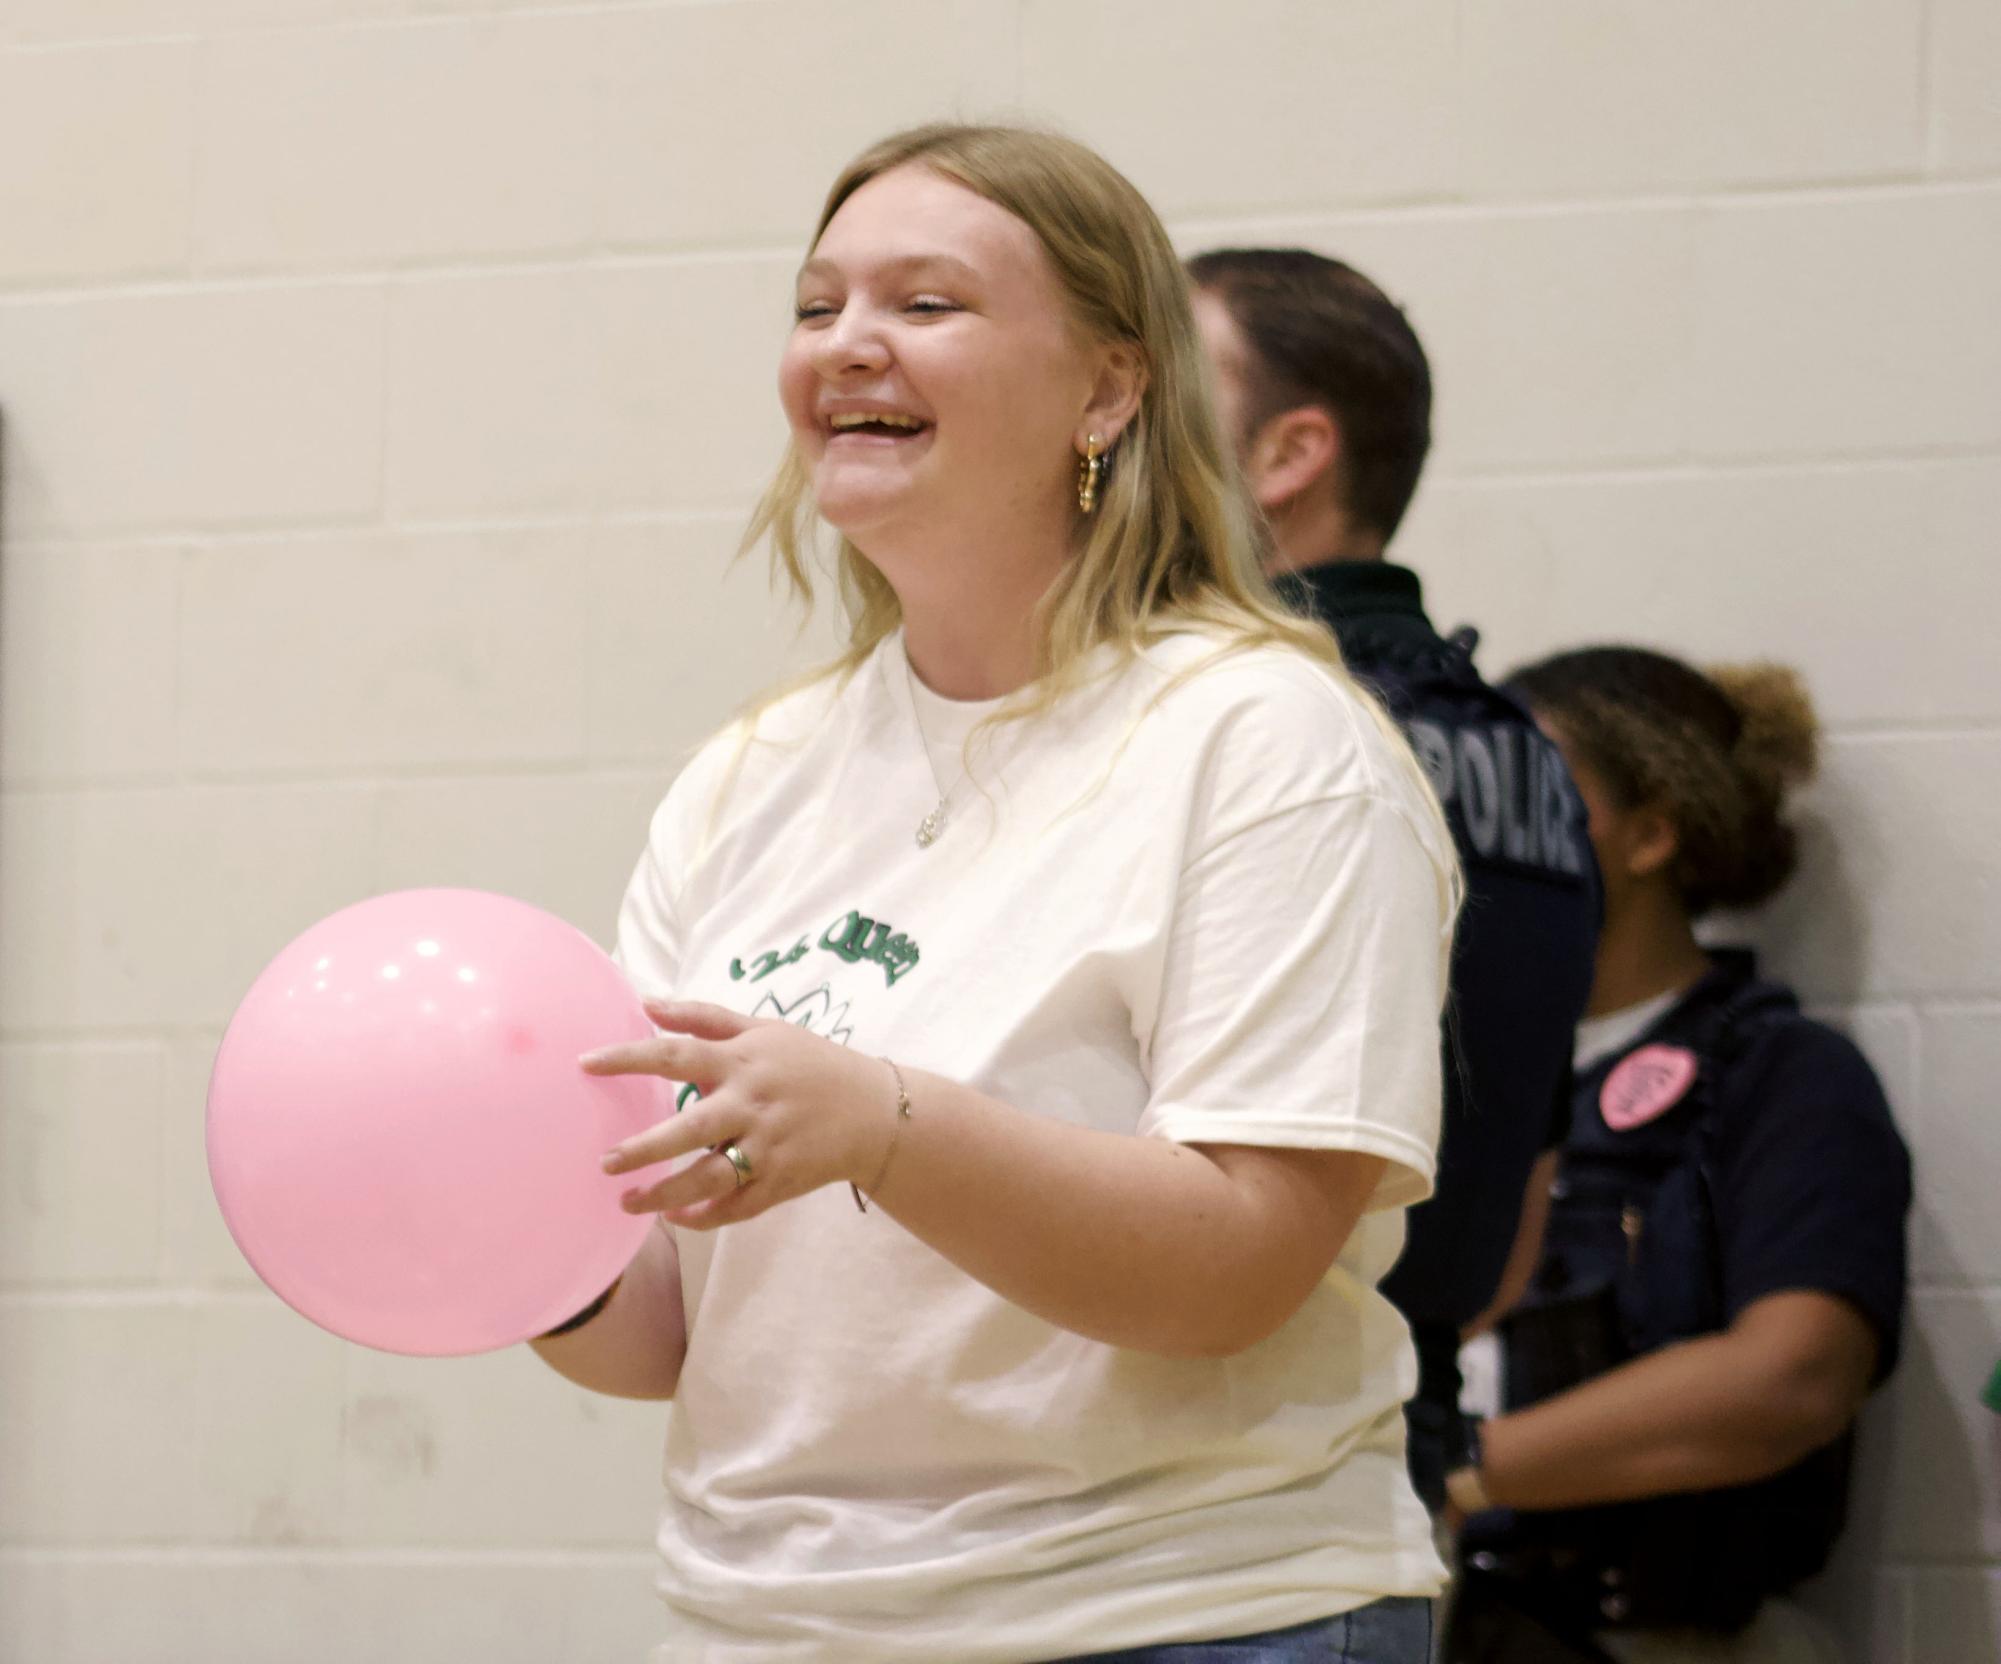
[1275,562,1600,1347]
[1537,949,1911,1379]
[1471,952,1911,1621]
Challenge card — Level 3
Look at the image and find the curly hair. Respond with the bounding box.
[1506,647,1819,916]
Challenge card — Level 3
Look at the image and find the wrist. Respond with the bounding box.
[1444,1412,1493,1514]
[1444,1462,1492,1516]
[849,1057,913,1214]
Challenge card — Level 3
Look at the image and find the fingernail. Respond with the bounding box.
[578,1049,608,1068]
[601,1150,622,1172]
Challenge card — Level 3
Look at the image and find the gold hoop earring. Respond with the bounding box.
[1077,434,1105,514]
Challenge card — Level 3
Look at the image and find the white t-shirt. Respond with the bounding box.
[1574,990,1682,1074]
[615,628,1455,1662]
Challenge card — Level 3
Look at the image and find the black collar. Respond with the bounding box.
[1670,947,1762,1014]
[1630,947,1767,1051]
[1272,559,1429,624]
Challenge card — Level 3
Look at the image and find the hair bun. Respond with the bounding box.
[1707,661,1820,796]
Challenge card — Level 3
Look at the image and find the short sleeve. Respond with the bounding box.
[612,730,741,1002]
[613,794,683,1002]
[1714,1024,1913,1379]
[1137,792,1452,1211]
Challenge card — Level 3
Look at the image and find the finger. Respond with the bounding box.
[621,1146,746,1215]
[602,1104,744,1176]
[664,1176,769,1232]
[578,1030,726,1084]
[643,998,755,1042]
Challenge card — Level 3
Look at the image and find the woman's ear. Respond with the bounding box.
[1078,342,1148,450]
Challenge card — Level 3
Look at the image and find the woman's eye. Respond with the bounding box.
[793,301,837,323]
[906,296,961,316]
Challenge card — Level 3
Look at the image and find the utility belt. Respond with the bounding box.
[1446,1586,1620,1664]
[1456,1494,1770,1640]
[1455,1284,1849,1639]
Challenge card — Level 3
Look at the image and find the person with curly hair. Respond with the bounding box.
[1444,647,1912,1664]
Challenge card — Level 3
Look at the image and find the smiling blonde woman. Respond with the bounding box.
[532,124,1458,1664]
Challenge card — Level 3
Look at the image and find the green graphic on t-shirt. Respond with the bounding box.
[730,907,920,989]
[730,935,810,984]
[753,983,856,1045]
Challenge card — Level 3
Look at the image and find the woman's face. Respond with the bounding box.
[1537,717,1673,917]
[780,164,1105,550]
[1552,738,1628,900]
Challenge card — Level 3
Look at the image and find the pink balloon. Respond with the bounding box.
[206,889,667,1356]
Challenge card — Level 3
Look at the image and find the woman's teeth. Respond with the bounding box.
[829,412,925,431]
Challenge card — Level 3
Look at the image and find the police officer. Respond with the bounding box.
[1445,648,1912,1664]
[1189,248,1601,1510]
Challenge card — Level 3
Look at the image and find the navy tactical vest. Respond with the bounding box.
[1475,957,1853,1632]
[1277,562,1600,1332]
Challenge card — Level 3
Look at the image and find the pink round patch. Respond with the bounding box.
[1600,1044,1699,1132]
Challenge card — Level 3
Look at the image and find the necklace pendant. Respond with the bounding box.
[915,805,946,848]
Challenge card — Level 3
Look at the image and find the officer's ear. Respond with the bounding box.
[1625,804,1681,881]
[1245,404,1340,513]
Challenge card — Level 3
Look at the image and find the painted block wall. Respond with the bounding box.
[1,4,1994,1658]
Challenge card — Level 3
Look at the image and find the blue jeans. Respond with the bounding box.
[1050,1597,1434,1663]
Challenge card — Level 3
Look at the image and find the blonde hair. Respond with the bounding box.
[739,123,1453,867]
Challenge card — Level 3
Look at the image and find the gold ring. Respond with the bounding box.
[721,1142,753,1188]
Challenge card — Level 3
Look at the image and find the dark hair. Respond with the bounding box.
[1506,646,1820,917]
[1186,247,1432,544]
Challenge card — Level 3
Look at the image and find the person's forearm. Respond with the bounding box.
[529,1220,686,1399]
[868,1067,1383,1359]
[1481,1323,1852,1509]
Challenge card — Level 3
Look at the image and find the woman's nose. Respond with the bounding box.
[813,307,892,379]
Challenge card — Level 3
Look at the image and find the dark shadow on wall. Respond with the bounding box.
[1742,801,1869,1009]
[1749,757,1999,1660]
[1707,771,1921,1662]
[1798,1392,1902,1663]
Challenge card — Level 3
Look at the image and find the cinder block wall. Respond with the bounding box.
[0,4,1993,1660]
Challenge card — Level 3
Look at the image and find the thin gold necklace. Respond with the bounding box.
[906,656,959,849]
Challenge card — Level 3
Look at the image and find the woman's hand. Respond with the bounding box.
[580,998,897,1230]
[589,1003,1390,1355]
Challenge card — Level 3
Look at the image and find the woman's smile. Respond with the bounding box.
[821,401,935,448]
